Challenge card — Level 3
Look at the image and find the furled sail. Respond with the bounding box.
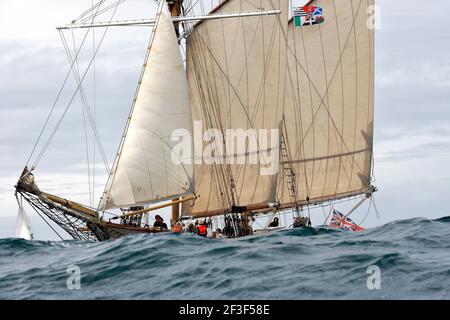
[100,0,193,210]
[185,0,288,217]
[278,0,375,207]
[15,205,33,240]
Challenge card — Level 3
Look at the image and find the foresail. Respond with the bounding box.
[100,1,193,210]
[279,0,375,206]
[185,0,288,217]
[15,205,33,240]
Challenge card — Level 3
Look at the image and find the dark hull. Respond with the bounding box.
[16,183,169,242]
[86,221,168,241]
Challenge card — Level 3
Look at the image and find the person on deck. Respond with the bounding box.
[197,221,208,237]
[268,217,279,228]
[153,215,168,229]
[216,228,224,239]
[187,223,196,233]
[172,220,183,233]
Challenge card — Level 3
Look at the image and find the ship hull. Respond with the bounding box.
[86,221,168,241]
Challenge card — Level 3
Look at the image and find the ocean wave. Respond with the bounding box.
[0,216,449,299]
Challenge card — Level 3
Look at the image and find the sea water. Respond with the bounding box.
[0,216,449,299]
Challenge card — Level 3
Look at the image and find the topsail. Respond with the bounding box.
[100,0,193,210]
[278,0,375,207]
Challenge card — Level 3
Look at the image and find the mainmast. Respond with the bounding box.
[167,0,183,37]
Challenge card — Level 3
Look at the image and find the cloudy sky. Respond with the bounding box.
[1,0,450,239]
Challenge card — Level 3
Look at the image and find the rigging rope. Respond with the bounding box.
[92,0,97,208]
[371,192,381,219]
[31,1,123,172]
[358,195,373,225]
[79,0,126,24]
[26,1,107,169]
[58,30,111,174]
[75,0,107,22]
[70,29,92,208]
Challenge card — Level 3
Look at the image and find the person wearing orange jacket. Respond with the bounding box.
[197,222,208,237]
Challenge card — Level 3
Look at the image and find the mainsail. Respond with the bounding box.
[185,0,374,216]
[278,0,375,207]
[100,0,193,210]
[185,0,288,217]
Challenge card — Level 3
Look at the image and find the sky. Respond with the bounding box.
[1,0,450,240]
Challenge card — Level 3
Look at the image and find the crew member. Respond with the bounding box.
[172,220,183,233]
[197,221,208,237]
[268,217,279,228]
[154,215,168,229]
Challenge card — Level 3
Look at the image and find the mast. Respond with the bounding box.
[171,198,180,226]
[167,0,182,37]
[167,0,186,226]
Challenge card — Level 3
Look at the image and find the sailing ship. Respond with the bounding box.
[15,0,376,241]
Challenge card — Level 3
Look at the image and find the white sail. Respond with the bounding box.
[100,0,193,210]
[277,0,375,206]
[185,0,288,217]
[15,205,33,240]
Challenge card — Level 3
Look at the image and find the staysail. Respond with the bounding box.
[185,0,288,217]
[15,205,33,240]
[278,0,375,207]
[100,0,193,210]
